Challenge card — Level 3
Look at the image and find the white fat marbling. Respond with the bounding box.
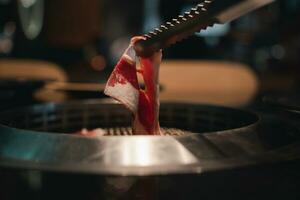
[104,81,139,113]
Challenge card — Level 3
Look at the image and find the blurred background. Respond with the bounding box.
[1,1,300,200]
[0,0,300,109]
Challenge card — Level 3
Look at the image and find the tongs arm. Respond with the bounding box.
[134,0,275,57]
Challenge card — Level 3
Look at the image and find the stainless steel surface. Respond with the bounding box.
[216,0,275,23]
[0,100,299,176]
[134,0,275,57]
[263,95,300,115]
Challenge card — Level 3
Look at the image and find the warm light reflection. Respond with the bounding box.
[122,138,153,166]
[91,55,106,71]
[103,137,198,167]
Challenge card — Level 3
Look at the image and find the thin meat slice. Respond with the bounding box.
[75,128,106,137]
[134,51,161,134]
[104,37,161,135]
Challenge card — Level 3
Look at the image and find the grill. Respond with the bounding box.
[0,99,257,135]
[0,100,300,200]
[1,99,299,176]
[0,99,263,174]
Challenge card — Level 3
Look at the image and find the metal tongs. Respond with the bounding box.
[134,0,275,57]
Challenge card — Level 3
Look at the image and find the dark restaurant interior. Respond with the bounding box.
[0,0,300,199]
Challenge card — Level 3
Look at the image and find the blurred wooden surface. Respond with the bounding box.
[0,59,68,102]
[0,59,67,81]
[159,60,258,107]
[0,59,258,106]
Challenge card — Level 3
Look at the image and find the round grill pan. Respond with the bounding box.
[0,100,299,176]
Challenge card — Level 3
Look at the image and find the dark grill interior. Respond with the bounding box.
[0,101,258,134]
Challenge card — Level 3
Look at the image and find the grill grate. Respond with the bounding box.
[0,101,258,136]
[102,127,188,136]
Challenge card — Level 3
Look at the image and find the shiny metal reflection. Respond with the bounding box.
[99,137,198,166]
[0,100,299,176]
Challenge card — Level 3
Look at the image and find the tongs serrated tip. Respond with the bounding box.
[134,0,275,57]
[134,0,215,57]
